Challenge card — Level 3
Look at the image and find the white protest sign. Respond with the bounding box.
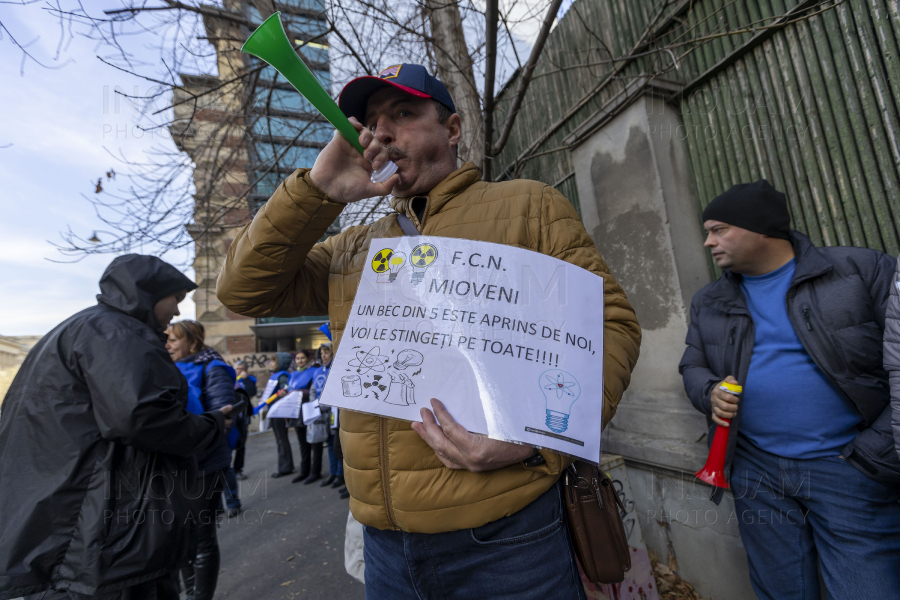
[266,391,302,419]
[302,400,322,425]
[319,237,605,463]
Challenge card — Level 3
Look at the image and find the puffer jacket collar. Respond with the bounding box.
[788,230,832,284]
[390,162,482,226]
[182,347,225,365]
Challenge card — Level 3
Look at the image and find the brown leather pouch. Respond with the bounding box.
[563,460,631,584]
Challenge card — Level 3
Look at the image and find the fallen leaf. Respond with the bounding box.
[281,580,294,586]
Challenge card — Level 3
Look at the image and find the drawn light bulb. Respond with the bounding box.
[409,243,438,285]
[539,370,581,433]
[388,251,406,282]
[392,349,423,370]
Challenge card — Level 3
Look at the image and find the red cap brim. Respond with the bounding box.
[338,76,432,122]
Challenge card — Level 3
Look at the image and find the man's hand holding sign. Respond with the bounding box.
[412,399,535,471]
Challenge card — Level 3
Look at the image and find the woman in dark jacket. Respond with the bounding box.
[166,320,235,600]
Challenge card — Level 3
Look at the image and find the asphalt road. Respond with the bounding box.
[213,431,366,600]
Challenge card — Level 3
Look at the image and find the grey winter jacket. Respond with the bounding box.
[885,255,900,461]
[680,232,898,502]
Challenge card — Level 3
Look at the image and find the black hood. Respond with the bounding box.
[97,254,197,329]
[276,352,293,372]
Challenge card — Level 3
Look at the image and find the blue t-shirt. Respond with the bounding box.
[739,259,862,458]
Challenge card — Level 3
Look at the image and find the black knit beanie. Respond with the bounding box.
[702,180,791,240]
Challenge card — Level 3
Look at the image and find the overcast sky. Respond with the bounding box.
[0,4,198,336]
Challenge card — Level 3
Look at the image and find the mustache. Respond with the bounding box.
[383,145,407,160]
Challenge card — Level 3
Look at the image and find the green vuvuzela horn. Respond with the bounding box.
[242,12,397,183]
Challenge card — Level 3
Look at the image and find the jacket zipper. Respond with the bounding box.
[377,417,399,530]
[802,308,813,331]
[729,323,736,345]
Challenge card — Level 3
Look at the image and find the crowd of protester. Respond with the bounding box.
[260,344,348,498]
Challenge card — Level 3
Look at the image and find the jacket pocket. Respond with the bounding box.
[844,430,900,487]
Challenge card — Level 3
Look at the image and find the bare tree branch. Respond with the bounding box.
[104,1,251,27]
[490,0,563,156]
[482,0,499,179]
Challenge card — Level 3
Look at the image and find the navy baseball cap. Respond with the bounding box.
[338,64,456,123]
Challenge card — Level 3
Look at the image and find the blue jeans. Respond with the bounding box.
[222,467,240,510]
[731,437,900,599]
[326,432,343,477]
[363,483,586,600]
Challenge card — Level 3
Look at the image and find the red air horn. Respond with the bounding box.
[694,381,742,489]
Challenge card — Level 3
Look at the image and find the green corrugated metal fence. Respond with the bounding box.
[680,0,900,255]
[492,0,900,256]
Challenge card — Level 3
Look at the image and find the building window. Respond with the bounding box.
[251,117,332,142]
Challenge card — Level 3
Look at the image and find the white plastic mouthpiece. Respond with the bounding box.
[370,160,398,184]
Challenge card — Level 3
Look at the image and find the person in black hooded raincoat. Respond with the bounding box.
[0,255,232,600]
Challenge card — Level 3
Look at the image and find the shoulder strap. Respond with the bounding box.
[397,213,420,237]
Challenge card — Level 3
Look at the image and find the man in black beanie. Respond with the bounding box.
[679,180,900,599]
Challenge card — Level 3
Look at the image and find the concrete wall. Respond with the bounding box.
[571,94,755,600]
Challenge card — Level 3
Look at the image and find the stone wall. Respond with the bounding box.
[571,94,755,600]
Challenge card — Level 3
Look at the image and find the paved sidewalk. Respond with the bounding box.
[214,431,365,600]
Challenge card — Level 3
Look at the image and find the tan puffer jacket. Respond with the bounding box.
[217,162,641,533]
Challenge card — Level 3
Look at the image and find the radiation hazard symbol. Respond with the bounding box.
[371,248,394,274]
[410,243,438,268]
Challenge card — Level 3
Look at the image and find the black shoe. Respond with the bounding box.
[271,470,293,479]
[291,472,310,484]
[303,473,322,485]
[330,476,345,489]
[320,475,337,487]
[235,471,247,481]
[339,490,350,499]
[337,486,347,494]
